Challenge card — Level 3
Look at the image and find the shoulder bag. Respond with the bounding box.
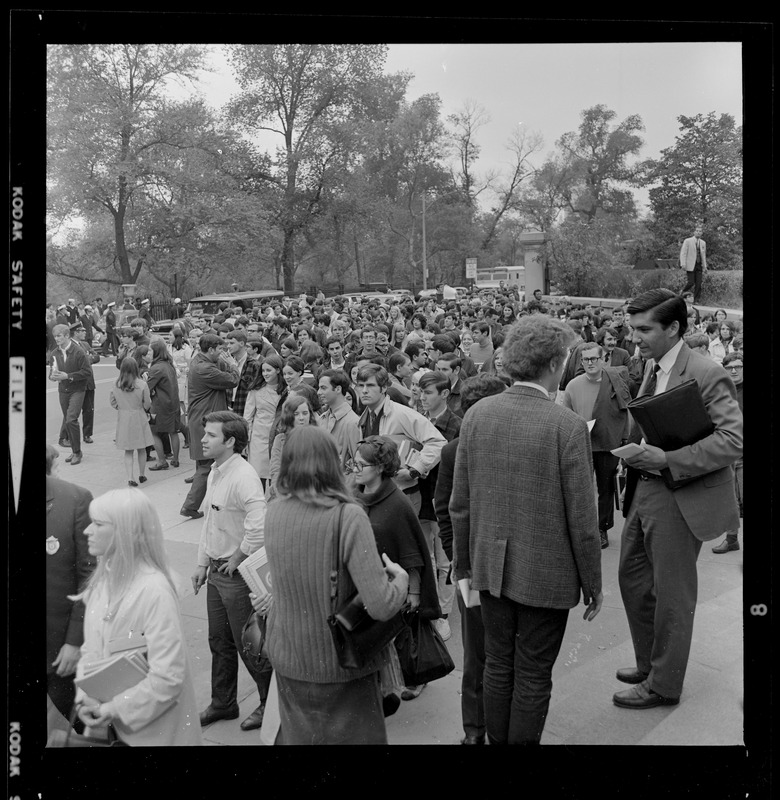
[327,503,406,670]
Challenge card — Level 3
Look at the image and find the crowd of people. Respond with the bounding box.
[46,282,743,745]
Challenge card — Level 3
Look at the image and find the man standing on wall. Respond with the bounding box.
[680,223,707,304]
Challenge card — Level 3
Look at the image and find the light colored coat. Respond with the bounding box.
[76,567,202,746]
[679,235,707,271]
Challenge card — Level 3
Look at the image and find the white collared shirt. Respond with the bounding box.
[513,380,551,398]
[651,339,685,396]
[197,453,266,566]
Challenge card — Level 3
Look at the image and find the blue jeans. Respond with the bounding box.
[480,592,568,745]
[206,562,273,710]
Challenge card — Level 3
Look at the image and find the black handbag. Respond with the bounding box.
[327,504,406,670]
[395,609,455,686]
[241,610,267,666]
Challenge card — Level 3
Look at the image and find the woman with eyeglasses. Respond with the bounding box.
[261,426,408,744]
[350,436,441,710]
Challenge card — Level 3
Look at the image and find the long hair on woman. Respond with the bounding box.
[116,357,142,392]
[276,426,356,507]
[150,338,174,364]
[247,353,285,392]
[71,488,176,611]
[277,393,318,434]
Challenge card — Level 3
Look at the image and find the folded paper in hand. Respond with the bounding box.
[458,578,480,608]
[237,546,272,599]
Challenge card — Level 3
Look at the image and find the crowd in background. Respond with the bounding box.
[45,282,743,746]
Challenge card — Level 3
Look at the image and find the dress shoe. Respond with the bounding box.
[180,509,204,520]
[69,453,82,465]
[149,462,169,470]
[600,530,609,549]
[461,734,486,745]
[58,439,71,448]
[239,705,266,731]
[147,453,156,461]
[128,480,138,487]
[138,475,148,484]
[184,475,195,484]
[712,539,740,554]
[199,705,239,726]
[616,667,649,684]
[83,436,94,444]
[65,453,73,463]
[171,460,180,468]
[613,681,679,709]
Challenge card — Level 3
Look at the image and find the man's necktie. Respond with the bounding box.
[369,411,378,434]
[643,363,661,397]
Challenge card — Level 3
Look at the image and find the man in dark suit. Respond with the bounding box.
[71,323,101,444]
[48,324,92,465]
[46,447,96,724]
[101,301,119,356]
[597,327,632,369]
[180,334,240,519]
[435,373,508,745]
[451,316,603,745]
[614,289,742,709]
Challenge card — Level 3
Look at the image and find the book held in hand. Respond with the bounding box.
[627,378,715,489]
[237,546,272,599]
[75,651,149,702]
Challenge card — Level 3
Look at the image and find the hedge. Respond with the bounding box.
[565,267,743,309]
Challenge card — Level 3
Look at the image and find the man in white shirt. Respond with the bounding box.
[191,411,271,733]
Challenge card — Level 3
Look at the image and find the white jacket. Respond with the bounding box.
[76,567,202,746]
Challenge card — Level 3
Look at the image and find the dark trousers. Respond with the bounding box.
[593,451,620,532]
[181,458,213,514]
[206,563,273,710]
[457,591,486,739]
[480,592,569,745]
[58,390,85,453]
[618,478,702,699]
[682,267,703,303]
[101,331,119,356]
[81,389,95,438]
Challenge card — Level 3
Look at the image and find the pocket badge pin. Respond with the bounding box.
[46,536,60,555]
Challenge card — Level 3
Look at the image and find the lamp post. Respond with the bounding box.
[421,191,428,292]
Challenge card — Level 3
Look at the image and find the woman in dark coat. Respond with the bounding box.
[351,435,441,708]
[145,339,182,470]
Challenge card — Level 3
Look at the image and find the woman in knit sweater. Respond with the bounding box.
[263,426,409,744]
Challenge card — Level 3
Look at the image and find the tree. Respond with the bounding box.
[555,104,644,223]
[641,112,743,269]
[47,44,239,290]
[224,44,398,293]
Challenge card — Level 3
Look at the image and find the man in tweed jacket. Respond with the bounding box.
[450,315,603,745]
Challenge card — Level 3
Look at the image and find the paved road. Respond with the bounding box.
[46,356,745,746]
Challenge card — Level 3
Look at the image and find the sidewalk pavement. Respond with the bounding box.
[51,423,744,746]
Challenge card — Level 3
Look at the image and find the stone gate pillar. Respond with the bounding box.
[520,230,547,297]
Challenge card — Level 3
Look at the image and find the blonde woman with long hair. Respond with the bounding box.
[72,488,202,746]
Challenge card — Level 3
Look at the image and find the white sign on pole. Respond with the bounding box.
[465,258,477,279]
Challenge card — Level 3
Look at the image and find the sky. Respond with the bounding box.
[192,42,742,217]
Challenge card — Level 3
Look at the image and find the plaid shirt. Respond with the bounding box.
[231,356,261,418]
